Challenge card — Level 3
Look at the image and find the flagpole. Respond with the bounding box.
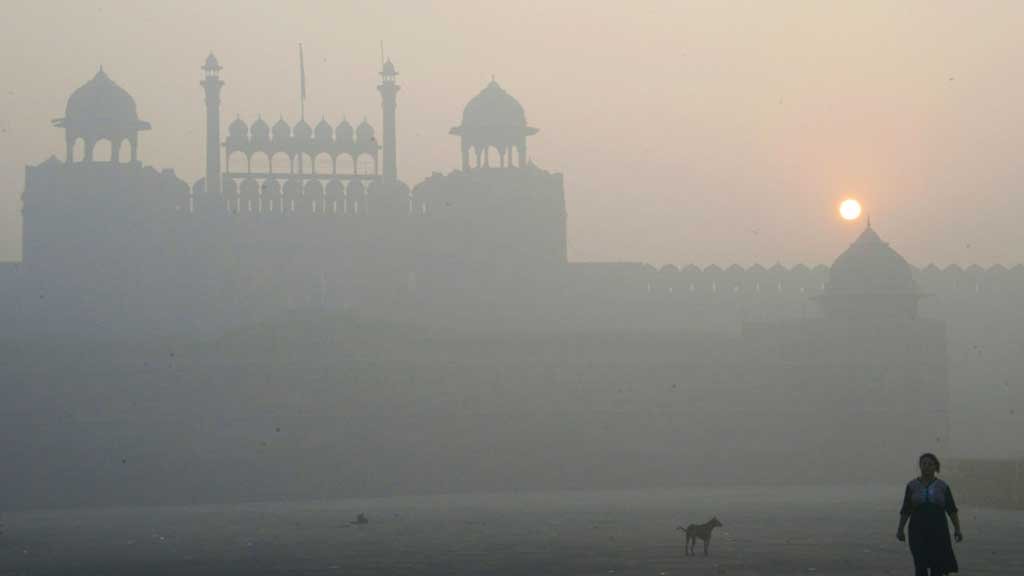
[299,42,306,122]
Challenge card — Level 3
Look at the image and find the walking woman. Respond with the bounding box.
[898,453,963,575]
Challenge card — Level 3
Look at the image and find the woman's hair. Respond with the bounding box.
[919,452,941,472]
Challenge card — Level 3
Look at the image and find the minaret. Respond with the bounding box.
[201,53,224,195]
[378,57,399,181]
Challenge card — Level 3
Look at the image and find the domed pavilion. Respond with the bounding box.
[450,79,537,170]
[53,68,151,164]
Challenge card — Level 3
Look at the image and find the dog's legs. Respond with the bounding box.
[703,536,710,556]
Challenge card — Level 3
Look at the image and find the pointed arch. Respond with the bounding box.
[271,151,291,174]
[314,152,334,175]
[282,179,302,212]
[347,179,366,215]
[250,150,270,174]
[221,178,240,214]
[92,139,113,162]
[302,179,324,213]
[227,150,249,173]
[325,179,344,214]
[239,178,260,213]
[335,153,355,175]
[260,178,282,213]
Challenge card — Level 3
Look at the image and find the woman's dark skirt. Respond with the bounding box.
[909,504,958,574]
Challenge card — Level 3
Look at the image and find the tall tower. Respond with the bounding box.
[201,53,224,195]
[378,57,399,181]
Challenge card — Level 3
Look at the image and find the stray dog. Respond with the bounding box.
[677,516,722,556]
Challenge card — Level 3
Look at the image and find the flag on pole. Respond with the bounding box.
[299,43,306,120]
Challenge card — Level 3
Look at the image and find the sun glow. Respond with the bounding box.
[839,199,862,221]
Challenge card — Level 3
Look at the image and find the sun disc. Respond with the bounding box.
[839,199,862,221]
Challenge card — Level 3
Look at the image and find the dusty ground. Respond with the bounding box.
[1,485,1021,575]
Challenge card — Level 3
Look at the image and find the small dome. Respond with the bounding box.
[382,58,397,77]
[293,119,312,140]
[203,53,221,72]
[827,224,916,294]
[272,117,291,142]
[251,116,270,145]
[227,115,248,140]
[355,119,375,143]
[335,119,354,143]
[460,80,526,128]
[60,68,150,135]
[314,117,333,142]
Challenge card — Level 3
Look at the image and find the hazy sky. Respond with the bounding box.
[1,0,1022,266]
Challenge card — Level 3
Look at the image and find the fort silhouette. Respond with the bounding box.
[0,53,1020,501]
[0,53,1017,340]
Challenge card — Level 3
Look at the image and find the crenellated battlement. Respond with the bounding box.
[567,262,1024,303]
[638,263,1024,297]
[646,263,830,297]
